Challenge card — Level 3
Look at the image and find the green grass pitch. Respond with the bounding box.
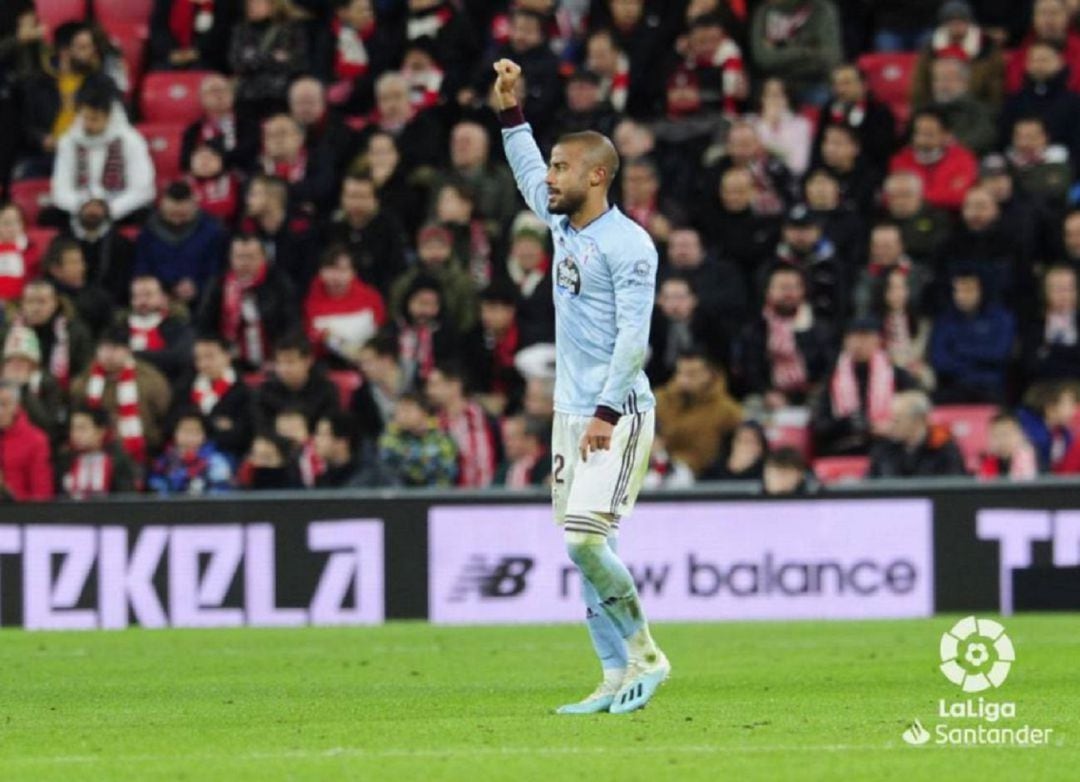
[0,616,1077,781]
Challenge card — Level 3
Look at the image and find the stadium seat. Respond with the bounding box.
[136,122,185,185]
[93,0,153,26]
[327,370,362,410]
[100,20,148,97]
[9,178,53,226]
[36,0,88,39]
[25,227,59,253]
[764,407,812,459]
[930,405,996,473]
[141,71,215,125]
[813,455,870,485]
[856,52,918,126]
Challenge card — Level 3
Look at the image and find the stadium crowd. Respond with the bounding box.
[1,0,1080,500]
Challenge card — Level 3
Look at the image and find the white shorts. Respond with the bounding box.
[551,408,655,525]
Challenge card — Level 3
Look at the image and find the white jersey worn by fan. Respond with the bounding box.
[502,114,658,524]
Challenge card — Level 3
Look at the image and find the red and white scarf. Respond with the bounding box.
[191,366,237,415]
[506,451,541,489]
[604,52,630,112]
[441,401,495,488]
[187,172,238,224]
[221,264,268,366]
[932,25,983,61]
[169,0,215,48]
[979,444,1038,480]
[199,114,236,152]
[128,310,167,352]
[75,138,126,192]
[0,235,32,301]
[830,349,895,425]
[63,450,114,499]
[398,322,435,382]
[86,359,145,463]
[407,67,444,112]
[298,439,326,488]
[406,5,453,41]
[262,147,308,184]
[333,17,374,80]
[764,306,808,393]
[1046,311,1078,345]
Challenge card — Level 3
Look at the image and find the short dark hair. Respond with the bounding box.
[173,406,208,434]
[54,21,89,50]
[163,180,194,202]
[273,331,314,358]
[823,122,859,145]
[766,446,806,472]
[319,243,354,269]
[194,332,232,351]
[72,406,111,430]
[100,323,132,347]
[431,361,467,386]
[913,106,948,131]
[44,237,83,270]
[479,279,519,307]
[252,429,292,460]
[362,331,398,360]
[689,12,725,30]
[318,410,354,441]
[75,75,116,112]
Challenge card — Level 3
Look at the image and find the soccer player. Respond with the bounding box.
[493,58,670,715]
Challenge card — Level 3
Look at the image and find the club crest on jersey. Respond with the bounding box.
[556,256,582,295]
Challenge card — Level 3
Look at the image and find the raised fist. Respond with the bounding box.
[492,59,522,109]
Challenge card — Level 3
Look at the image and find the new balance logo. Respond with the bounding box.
[449,556,534,602]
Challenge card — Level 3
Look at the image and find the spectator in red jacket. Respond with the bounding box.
[0,203,43,303]
[304,244,386,367]
[889,108,978,211]
[0,379,54,501]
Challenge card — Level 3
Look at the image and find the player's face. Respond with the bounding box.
[545,143,590,215]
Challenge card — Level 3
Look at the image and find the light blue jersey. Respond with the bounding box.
[502,121,657,417]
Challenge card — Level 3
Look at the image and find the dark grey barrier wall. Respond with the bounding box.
[0,480,1076,627]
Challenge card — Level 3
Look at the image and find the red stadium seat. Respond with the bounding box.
[930,405,997,473]
[9,178,53,226]
[857,52,918,126]
[36,0,88,39]
[93,0,153,26]
[813,455,870,485]
[141,71,215,125]
[136,122,185,185]
[327,370,362,410]
[25,227,59,253]
[100,20,148,97]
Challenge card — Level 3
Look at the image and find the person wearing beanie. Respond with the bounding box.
[0,325,66,445]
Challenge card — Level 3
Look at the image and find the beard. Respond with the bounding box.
[547,188,586,215]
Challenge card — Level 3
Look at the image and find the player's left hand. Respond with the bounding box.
[579,418,614,462]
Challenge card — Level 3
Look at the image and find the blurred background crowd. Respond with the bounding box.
[0,0,1079,500]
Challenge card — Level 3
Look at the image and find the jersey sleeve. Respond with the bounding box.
[597,239,658,413]
[500,112,552,224]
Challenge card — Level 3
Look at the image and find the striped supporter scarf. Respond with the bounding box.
[191,367,236,415]
[86,359,145,463]
[63,450,114,499]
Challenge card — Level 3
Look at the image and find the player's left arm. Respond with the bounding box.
[580,241,658,460]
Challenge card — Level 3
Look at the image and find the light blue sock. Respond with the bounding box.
[565,529,645,641]
[582,535,628,671]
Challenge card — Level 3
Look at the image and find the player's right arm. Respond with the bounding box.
[493,59,552,223]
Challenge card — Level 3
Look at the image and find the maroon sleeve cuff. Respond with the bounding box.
[594,405,621,425]
[498,105,526,128]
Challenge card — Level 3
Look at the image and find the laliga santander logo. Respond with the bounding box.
[939,616,1015,693]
